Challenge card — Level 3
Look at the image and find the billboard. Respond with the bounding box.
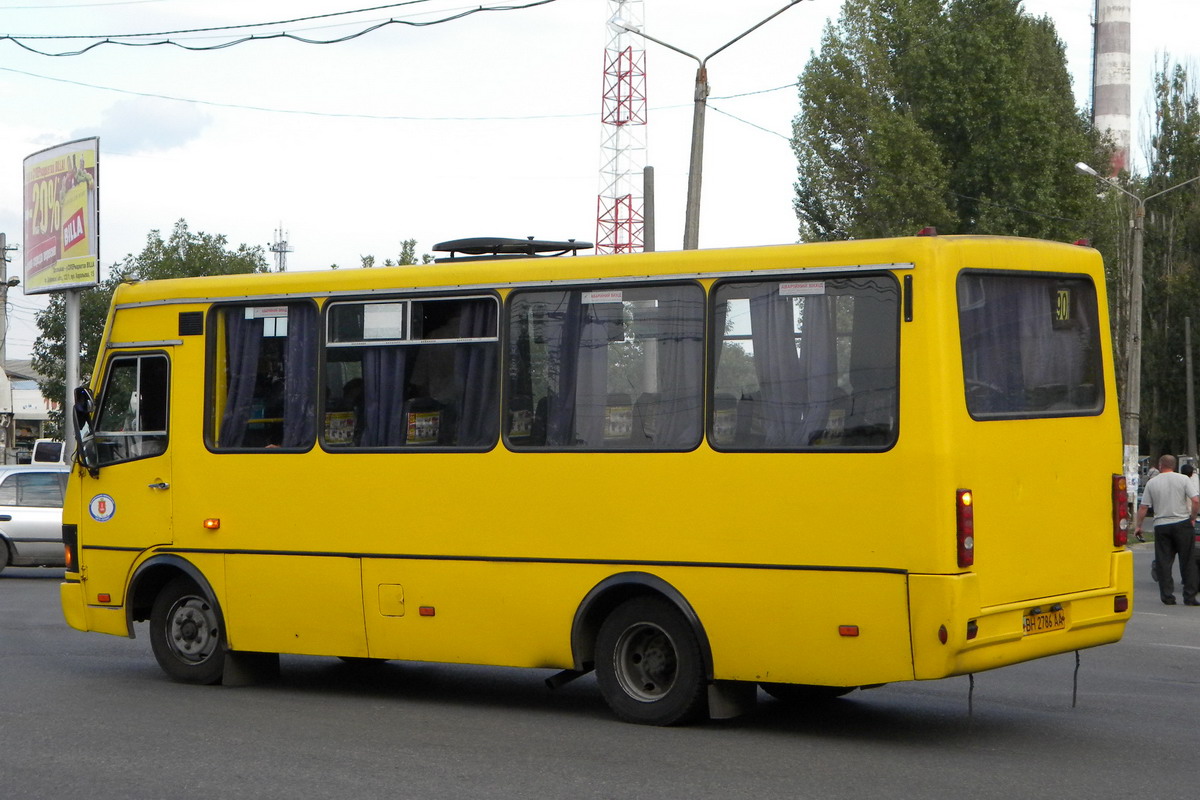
[23,137,99,294]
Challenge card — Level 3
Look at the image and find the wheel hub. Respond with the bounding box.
[168,597,217,663]
[615,622,678,702]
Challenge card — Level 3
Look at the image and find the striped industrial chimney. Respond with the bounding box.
[1093,0,1131,174]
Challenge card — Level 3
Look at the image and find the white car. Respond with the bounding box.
[0,464,70,573]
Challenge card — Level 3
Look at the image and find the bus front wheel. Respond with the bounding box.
[149,576,226,685]
[594,596,706,725]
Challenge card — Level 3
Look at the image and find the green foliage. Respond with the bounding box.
[31,219,268,430]
[793,0,1108,242]
[1137,62,1200,456]
[360,239,433,269]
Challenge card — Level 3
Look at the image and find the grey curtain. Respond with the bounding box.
[359,348,410,446]
[282,304,318,448]
[219,312,264,448]
[453,301,499,446]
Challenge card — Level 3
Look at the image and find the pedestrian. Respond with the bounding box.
[1136,454,1200,605]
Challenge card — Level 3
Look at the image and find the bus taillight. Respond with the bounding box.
[1112,474,1129,547]
[956,490,974,567]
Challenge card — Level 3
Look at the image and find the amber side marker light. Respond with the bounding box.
[97,593,111,603]
[419,606,436,617]
[203,518,221,530]
[838,625,859,637]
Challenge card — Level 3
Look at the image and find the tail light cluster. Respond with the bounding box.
[956,489,974,567]
[1112,474,1129,547]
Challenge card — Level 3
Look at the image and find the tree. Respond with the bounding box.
[1136,62,1200,457]
[793,0,1108,243]
[354,239,433,270]
[32,219,268,432]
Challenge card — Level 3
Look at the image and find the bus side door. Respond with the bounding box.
[77,350,173,605]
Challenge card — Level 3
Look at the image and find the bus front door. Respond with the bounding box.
[77,351,173,603]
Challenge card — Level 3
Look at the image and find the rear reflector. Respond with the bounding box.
[1112,475,1129,547]
[966,620,979,640]
[956,489,974,567]
[1115,595,1129,613]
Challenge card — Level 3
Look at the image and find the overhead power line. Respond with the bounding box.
[0,65,797,125]
[6,1,437,38]
[0,0,558,56]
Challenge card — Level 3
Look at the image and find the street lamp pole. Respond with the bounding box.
[612,1,806,250]
[1075,162,1200,462]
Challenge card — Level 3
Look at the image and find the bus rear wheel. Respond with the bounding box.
[150,576,226,685]
[594,596,706,726]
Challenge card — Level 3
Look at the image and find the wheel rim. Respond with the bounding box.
[165,594,219,664]
[612,621,678,702]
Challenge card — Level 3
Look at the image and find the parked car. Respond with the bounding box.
[0,464,71,573]
[32,439,65,464]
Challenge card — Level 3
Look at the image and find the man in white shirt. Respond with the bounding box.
[1136,455,1200,605]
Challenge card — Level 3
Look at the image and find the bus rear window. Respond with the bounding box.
[957,272,1103,418]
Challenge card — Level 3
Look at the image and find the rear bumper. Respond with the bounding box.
[909,548,1133,679]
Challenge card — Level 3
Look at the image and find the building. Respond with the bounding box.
[3,359,59,463]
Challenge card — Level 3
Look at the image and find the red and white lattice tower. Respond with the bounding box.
[596,0,647,254]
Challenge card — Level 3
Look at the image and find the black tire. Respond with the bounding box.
[760,682,855,704]
[594,595,707,726]
[149,576,226,685]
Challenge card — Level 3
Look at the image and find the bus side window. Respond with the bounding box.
[321,296,499,450]
[710,275,899,450]
[505,283,704,451]
[209,303,318,451]
[94,353,170,465]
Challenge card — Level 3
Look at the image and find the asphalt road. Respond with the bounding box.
[1,548,1195,800]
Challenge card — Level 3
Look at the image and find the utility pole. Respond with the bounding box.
[0,234,16,462]
[612,1,807,250]
[1188,317,1197,463]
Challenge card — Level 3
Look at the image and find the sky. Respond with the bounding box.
[0,0,1196,360]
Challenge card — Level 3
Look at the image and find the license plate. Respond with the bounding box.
[1023,606,1067,635]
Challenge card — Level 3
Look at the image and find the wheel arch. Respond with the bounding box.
[570,571,714,680]
[127,554,223,638]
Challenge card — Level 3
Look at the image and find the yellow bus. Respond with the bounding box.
[60,233,1133,725]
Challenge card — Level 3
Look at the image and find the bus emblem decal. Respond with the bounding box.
[89,494,116,523]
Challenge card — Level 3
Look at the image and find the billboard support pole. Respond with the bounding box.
[64,289,79,464]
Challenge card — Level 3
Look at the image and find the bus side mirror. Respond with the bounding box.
[73,386,99,476]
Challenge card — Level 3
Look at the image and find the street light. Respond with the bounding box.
[611,1,807,250]
[1075,161,1200,468]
